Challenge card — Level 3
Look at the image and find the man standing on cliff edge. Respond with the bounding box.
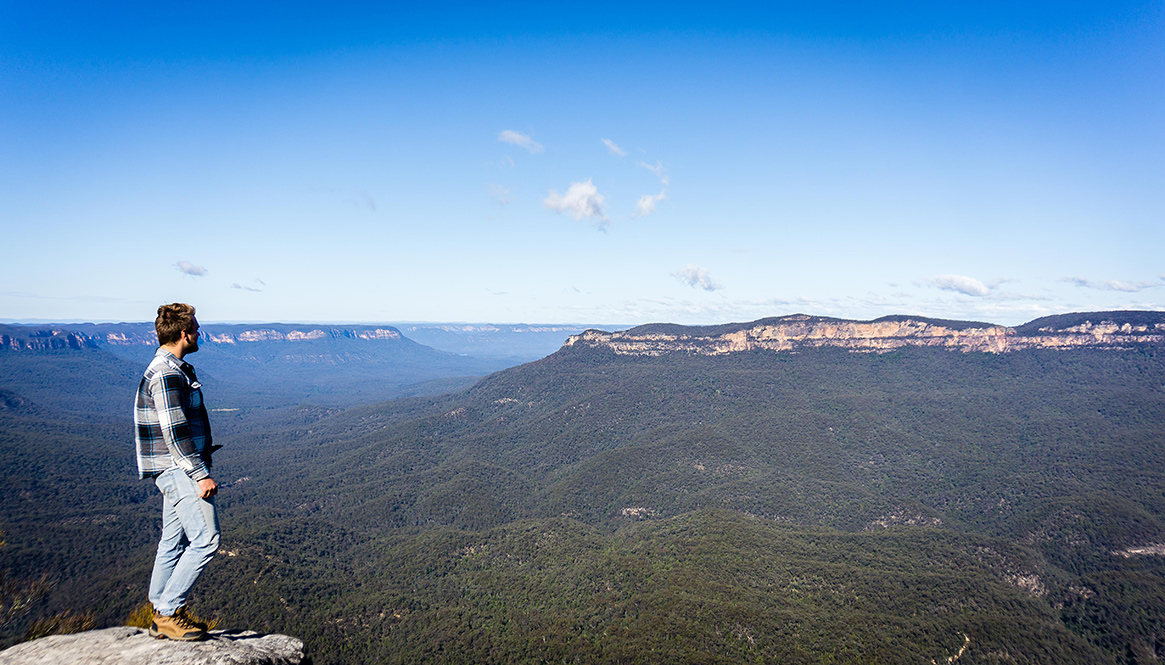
[135,303,221,641]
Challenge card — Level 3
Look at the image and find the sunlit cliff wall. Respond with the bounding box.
[564,314,1165,356]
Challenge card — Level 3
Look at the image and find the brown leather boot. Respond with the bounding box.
[174,605,209,632]
[150,610,206,641]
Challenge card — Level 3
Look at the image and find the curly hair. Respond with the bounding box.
[155,303,197,346]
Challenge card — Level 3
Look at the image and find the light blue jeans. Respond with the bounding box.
[148,467,220,616]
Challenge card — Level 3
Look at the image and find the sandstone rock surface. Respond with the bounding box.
[0,626,307,665]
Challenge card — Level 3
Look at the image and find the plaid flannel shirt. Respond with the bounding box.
[135,348,216,480]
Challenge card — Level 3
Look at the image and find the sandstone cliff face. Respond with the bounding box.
[0,330,97,352]
[123,327,402,346]
[564,314,1165,356]
[0,325,406,351]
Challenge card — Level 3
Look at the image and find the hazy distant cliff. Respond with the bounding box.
[564,311,1165,356]
[64,323,404,348]
[0,322,516,408]
[0,323,408,351]
[0,322,590,362]
[0,328,98,351]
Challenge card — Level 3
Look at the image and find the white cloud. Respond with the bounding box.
[175,261,208,277]
[232,283,261,292]
[672,265,723,291]
[602,138,627,157]
[925,274,990,297]
[638,161,665,179]
[543,179,608,224]
[627,160,669,217]
[1061,277,1158,292]
[489,184,515,205]
[633,189,667,217]
[1108,281,1158,292]
[498,130,543,154]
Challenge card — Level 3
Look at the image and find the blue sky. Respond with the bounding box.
[3,2,1162,326]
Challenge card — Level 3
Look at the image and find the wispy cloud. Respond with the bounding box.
[632,160,669,217]
[175,261,208,277]
[489,184,515,206]
[672,265,723,291]
[633,190,667,217]
[544,179,608,225]
[602,138,627,157]
[1060,277,1159,292]
[924,274,990,297]
[232,283,261,292]
[638,161,666,179]
[498,130,543,154]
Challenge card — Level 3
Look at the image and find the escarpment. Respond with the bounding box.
[0,323,407,352]
[563,312,1165,356]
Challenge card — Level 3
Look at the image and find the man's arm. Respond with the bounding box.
[149,370,211,482]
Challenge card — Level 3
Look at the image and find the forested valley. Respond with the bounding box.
[2,315,1164,663]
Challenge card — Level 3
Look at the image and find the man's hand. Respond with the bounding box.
[197,477,218,499]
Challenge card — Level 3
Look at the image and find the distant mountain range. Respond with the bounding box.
[0,321,595,363]
[567,311,1165,356]
[4,311,1162,357]
[0,322,526,410]
[1,311,1160,413]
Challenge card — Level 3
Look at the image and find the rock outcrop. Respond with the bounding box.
[0,329,97,352]
[0,627,307,665]
[564,312,1165,356]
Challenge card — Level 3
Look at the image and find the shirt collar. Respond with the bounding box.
[155,347,191,371]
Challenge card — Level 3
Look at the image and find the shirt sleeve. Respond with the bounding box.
[149,370,210,481]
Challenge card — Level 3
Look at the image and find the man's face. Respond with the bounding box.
[183,318,201,354]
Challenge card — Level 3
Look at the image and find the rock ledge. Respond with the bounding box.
[0,626,307,665]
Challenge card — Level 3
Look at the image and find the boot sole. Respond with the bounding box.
[152,631,206,641]
[150,623,205,640]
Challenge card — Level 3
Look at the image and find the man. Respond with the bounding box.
[135,303,221,641]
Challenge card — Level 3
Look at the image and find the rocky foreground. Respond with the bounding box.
[0,627,307,665]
